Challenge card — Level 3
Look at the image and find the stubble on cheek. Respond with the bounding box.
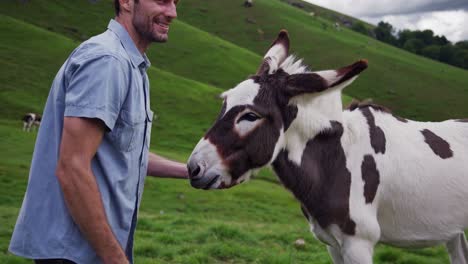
[146,15,154,36]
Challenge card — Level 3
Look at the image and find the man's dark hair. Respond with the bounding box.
[114,0,120,16]
[114,0,140,16]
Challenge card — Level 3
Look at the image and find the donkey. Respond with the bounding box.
[22,112,41,132]
[187,30,468,263]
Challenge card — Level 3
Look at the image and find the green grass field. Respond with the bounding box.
[0,0,465,263]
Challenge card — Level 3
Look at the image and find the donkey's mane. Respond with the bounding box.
[345,99,409,122]
[345,99,392,113]
[279,55,310,75]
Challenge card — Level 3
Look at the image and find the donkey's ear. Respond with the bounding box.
[256,30,290,75]
[285,60,368,97]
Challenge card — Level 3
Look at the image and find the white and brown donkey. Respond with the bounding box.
[187,31,468,264]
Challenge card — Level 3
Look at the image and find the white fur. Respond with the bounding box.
[282,96,468,263]
[222,79,260,117]
[269,127,285,165]
[189,138,253,188]
[284,89,343,165]
[264,43,288,74]
[234,110,264,138]
[280,56,308,74]
[315,70,341,86]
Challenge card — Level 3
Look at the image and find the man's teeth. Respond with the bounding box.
[155,22,169,27]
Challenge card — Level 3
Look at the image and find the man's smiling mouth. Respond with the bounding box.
[154,18,170,31]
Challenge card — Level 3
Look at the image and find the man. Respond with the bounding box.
[9,0,187,263]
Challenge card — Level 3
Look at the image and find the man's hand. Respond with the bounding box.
[147,152,188,179]
[56,117,129,264]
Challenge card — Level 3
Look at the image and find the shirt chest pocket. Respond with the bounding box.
[110,109,146,152]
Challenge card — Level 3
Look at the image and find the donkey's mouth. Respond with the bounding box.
[190,174,221,190]
[203,175,220,190]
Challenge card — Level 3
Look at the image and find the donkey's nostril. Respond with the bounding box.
[192,166,201,177]
[188,163,201,179]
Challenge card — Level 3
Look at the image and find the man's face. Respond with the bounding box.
[132,0,178,43]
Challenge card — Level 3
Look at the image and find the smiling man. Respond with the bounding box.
[9,0,187,263]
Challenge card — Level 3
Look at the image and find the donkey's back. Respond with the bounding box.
[344,106,468,248]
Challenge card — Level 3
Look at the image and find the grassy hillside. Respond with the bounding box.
[5,0,468,122]
[178,0,468,121]
[0,0,464,263]
[283,0,375,29]
[0,14,223,157]
[0,0,261,89]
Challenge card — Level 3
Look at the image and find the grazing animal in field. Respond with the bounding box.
[244,0,253,7]
[187,30,468,263]
[22,113,41,132]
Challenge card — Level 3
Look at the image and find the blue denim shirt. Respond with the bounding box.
[9,20,153,263]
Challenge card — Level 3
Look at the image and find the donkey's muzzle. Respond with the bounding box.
[187,159,218,189]
[187,163,201,179]
[189,173,220,190]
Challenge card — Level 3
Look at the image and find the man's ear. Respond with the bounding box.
[118,0,133,14]
[285,60,368,97]
[256,30,290,75]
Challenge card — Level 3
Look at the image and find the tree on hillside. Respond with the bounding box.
[342,19,467,70]
[439,45,456,64]
[351,21,369,35]
[461,50,468,68]
[397,29,412,47]
[403,38,425,54]
[453,48,468,68]
[456,41,468,51]
[421,45,441,60]
[374,21,397,45]
[417,29,435,45]
[398,29,442,47]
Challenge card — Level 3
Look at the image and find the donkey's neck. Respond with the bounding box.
[272,91,356,234]
[283,89,344,164]
[290,89,343,123]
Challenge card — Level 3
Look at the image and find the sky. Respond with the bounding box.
[302,0,468,43]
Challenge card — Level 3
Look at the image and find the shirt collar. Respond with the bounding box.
[107,19,151,69]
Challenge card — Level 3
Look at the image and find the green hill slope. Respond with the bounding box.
[3,0,467,121]
[178,0,468,121]
[0,0,261,89]
[0,14,224,156]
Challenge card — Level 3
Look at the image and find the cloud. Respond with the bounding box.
[303,0,468,17]
[363,10,468,42]
[303,0,468,42]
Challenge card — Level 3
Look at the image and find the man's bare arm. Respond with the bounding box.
[56,117,128,264]
[147,152,188,179]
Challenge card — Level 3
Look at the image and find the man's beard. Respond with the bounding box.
[132,7,168,43]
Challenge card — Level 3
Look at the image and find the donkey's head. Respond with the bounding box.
[188,30,367,189]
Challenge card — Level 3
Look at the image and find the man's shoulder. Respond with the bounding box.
[71,30,130,66]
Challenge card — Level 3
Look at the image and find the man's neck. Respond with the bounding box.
[115,16,149,54]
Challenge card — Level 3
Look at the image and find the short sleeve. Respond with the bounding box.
[64,55,128,131]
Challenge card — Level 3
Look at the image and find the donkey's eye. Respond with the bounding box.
[238,112,261,123]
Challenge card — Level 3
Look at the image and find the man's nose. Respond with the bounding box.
[166,2,177,20]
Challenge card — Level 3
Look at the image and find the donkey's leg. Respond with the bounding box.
[327,246,344,264]
[341,237,375,264]
[446,233,468,264]
[26,122,32,132]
